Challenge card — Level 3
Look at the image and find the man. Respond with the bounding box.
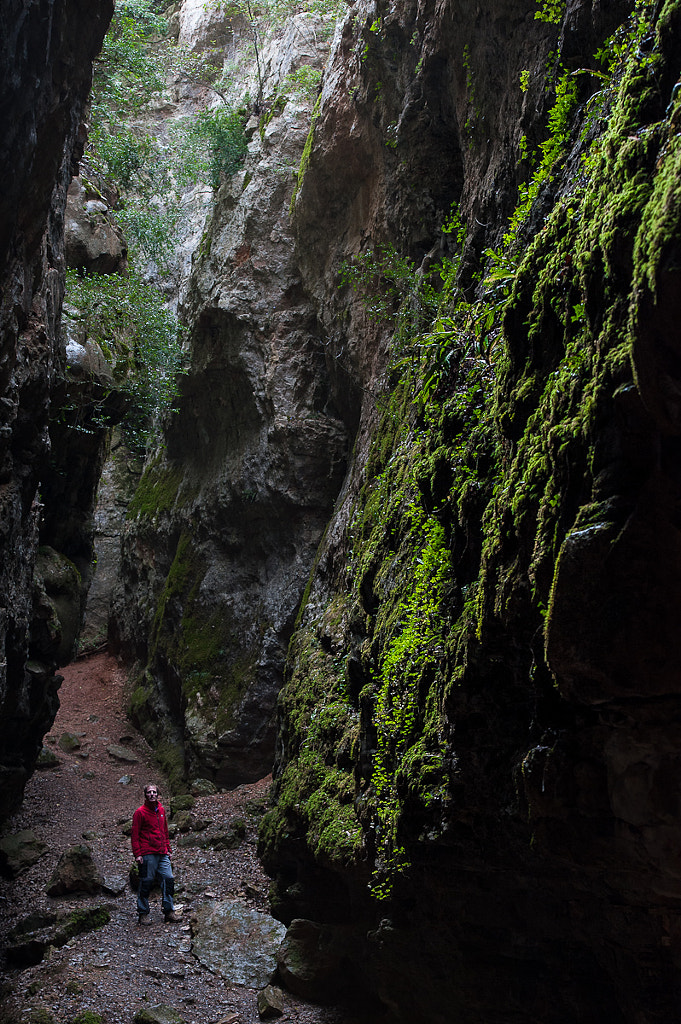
[131,783,180,925]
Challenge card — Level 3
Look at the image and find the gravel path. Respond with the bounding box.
[0,653,356,1024]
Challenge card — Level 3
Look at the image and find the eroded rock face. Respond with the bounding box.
[64,175,127,275]
[111,15,347,789]
[0,0,113,821]
[257,0,681,1021]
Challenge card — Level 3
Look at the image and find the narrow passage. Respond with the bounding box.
[0,653,354,1024]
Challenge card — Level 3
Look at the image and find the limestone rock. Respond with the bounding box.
[257,984,285,1019]
[5,905,110,966]
[58,732,82,753]
[64,176,127,274]
[101,874,128,897]
[190,899,286,987]
[36,746,61,770]
[34,549,83,666]
[112,12,345,790]
[106,744,139,764]
[177,0,241,51]
[133,1006,185,1024]
[0,831,49,878]
[46,844,103,896]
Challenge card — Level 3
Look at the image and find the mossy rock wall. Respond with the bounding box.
[260,0,681,1020]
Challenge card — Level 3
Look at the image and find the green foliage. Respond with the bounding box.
[282,64,323,100]
[64,269,185,451]
[500,70,579,251]
[534,0,565,23]
[174,106,248,191]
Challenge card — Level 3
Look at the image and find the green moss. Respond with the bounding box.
[127,457,183,520]
[27,1011,54,1024]
[155,739,186,793]
[289,93,322,215]
[259,92,287,137]
[265,0,681,905]
[70,1013,105,1024]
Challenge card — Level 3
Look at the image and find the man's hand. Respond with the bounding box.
[136,856,144,864]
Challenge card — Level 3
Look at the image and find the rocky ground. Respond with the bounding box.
[0,653,361,1024]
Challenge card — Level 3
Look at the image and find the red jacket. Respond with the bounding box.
[131,801,171,858]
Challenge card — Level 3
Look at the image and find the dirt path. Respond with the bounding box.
[0,653,353,1024]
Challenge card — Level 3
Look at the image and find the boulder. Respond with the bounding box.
[46,844,103,896]
[133,1006,185,1024]
[276,919,343,1002]
[58,731,81,753]
[191,899,286,987]
[36,746,61,770]
[106,744,138,764]
[6,906,110,966]
[0,830,49,878]
[257,985,285,1019]
[64,176,126,274]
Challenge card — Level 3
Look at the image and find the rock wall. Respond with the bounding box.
[0,0,112,820]
[257,0,681,1021]
[111,14,347,791]
[108,0,681,1016]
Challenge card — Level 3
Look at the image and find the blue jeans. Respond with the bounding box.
[137,854,175,917]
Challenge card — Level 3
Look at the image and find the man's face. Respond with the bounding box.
[145,787,158,802]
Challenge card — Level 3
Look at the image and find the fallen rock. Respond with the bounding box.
[170,794,195,814]
[191,899,286,987]
[190,778,217,796]
[257,984,285,1019]
[102,874,127,896]
[6,906,110,966]
[58,732,81,753]
[36,746,61,770]
[206,825,245,850]
[107,744,138,763]
[46,844,103,895]
[276,918,343,1002]
[0,830,49,878]
[133,1005,185,1024]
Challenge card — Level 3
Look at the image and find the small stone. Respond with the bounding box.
[118,775,133,785]
[0,831,49,878]
[36,746,61,769]
[133,1004,186,1024]
[107,744,138,764]
[257,985,284,1019]
[58,732,81,753]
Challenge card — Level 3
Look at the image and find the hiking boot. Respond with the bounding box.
[164,911,181,923]
[138,914,152,926]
